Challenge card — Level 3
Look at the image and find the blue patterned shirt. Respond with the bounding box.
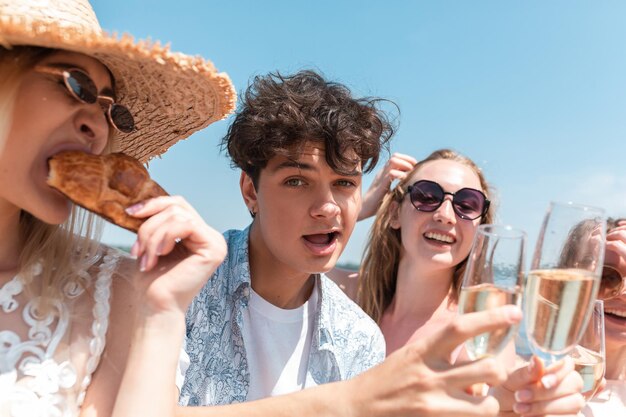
[179,227,385,406]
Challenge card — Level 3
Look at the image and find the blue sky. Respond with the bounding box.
[94,1,626,265]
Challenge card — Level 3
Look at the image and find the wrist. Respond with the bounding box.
[136,284,191,318]
[338,375,367,417]
[133,309,185,335]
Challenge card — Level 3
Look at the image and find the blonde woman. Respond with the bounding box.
[331,149,588,416]
[0,0,235,415]
[358,150,494,354]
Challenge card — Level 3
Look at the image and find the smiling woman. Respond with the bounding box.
[580,218,626,416]
[357,149,493,333]
[328,148,589,415]
[602,218,626,380]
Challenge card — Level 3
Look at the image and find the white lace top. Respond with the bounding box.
[0,248,120,417]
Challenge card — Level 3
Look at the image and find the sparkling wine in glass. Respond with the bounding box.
[525,201,606,364]
[458,224,526,359]
[571,299,605,401]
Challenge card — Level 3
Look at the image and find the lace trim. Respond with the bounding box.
[76,248,119,406]
[0,247,121,416]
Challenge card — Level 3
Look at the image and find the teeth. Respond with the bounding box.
[424,232,454,243]
[606,309,626,318]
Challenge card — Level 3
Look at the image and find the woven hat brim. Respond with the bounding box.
[0,17,236,163]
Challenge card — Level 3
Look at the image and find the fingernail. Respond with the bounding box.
[513,403,530,414]
[562,356,574,370]
[541,374,557,389]
[125,202,144,215]
[130,241,139,257]
[139,254,148,272]
[504,305,522,321]
[515,389,532,402]
[156,241,164,256]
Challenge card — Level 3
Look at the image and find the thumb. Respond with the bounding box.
[504,356,545,391]
[528,356,545,383]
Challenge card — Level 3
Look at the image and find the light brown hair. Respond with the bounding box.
[357,149,495,322]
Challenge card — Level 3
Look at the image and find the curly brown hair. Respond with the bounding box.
[221,70,394,186]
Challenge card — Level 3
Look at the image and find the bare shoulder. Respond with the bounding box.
[325,267,360,301]
[80,253,140,417]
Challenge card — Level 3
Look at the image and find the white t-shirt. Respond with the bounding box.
[242,281,319,401]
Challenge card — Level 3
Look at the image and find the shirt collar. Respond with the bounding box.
[314,275,339,351]
[225,226,253,298]
[226,226,337,353]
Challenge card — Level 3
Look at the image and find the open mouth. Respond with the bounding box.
[302,231,340,256]
[605,308,626,321]
[423,231,456,244]
[303,232,339,245]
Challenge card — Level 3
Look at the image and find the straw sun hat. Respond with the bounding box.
[0,0,236,162]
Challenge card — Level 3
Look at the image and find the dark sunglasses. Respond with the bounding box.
[36,66,135,133]
[406,180,490,221]
[598,265,625,300]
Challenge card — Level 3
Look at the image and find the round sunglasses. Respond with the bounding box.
[406,180,490,221]
[598,265,625,300]
[36,66,135,133]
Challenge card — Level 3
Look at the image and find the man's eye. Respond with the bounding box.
[285,178,305,186]
[336,179,356,187]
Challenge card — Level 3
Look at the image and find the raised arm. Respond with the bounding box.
[81,196,227,417]
[176,305,523,417]
[328,152,416,299]
[359,152,416,221]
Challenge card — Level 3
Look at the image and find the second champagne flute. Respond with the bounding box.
[525,201,606,364]
[571,299,606,401]
[458,224,526,359]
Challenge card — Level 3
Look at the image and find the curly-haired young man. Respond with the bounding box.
[179,70,393,405]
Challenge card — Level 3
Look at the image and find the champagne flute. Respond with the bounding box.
[571,299,605,401]
[525,201,606,364]
[458,224,526,360]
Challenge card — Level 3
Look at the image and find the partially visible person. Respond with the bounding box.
[330,148,587,416]
[581,217,626,416]
[604,218,626,381]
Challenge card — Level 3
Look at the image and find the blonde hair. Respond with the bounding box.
[1,46,106,312]
[358,149,495,323]
[0,48,46,151]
